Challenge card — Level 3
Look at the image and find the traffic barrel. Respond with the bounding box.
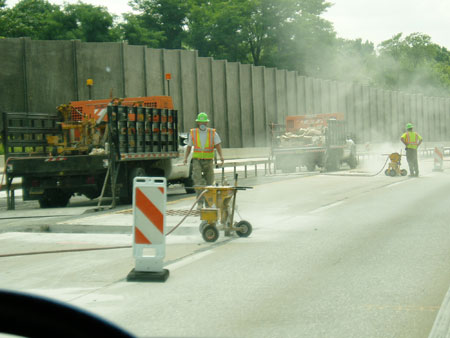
[127,177,169,282]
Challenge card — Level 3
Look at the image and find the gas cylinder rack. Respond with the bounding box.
[105,104,179,206]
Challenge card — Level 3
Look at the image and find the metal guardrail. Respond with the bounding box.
[1,146,448,193]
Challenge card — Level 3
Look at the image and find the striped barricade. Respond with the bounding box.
[127,177,169,282]
[433,146,444,172]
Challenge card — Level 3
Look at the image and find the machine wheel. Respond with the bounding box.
[202,225,219,242]
[384,169,389,176]
[401,169,407,176]
[235,220,252,238]
[39,189,71,208]
[389,169,397,177]
[199,221,208,233]
[306,162,316,171]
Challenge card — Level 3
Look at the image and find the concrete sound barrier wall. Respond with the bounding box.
[1,38,450,147]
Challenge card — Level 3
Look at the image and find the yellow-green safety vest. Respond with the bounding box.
[401,131,422,149]
[191,128,215,159]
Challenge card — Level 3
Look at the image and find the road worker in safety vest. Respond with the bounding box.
[183,112,225,208]
[401,123,423,177]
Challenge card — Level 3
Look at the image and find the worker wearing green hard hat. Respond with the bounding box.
[401,122,423,177]
[184,112,225,209]
[195,112,209,123]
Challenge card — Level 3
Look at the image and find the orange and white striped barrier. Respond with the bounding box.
[127,177,169,282]
[433,146,444,172]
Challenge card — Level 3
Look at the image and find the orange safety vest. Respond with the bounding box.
[401,131,422,149]
[191,128,215,159]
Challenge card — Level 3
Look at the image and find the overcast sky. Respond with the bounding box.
[5,0,450,50]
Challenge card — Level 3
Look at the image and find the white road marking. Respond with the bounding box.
[164,250,213,271]
[309,200,345,214]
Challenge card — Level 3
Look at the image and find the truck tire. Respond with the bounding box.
[39,189,71,208]
[306,162,316,171]
[347,154,358,169]
[324,152,340,172]
[120,167,147,205]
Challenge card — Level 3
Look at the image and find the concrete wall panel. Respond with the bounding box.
[124,45,145,97]
[197,57,213,123]
[179,50,197,132]
[226,62,242,147]
[383,90,393,141]
[276,70,287,122]
[352,84,364,143]
[0,38,26,112]
[239,64,254,147]
[391,92,399,141]
[368,88,377,141]
[162,50,183,127]
[304,77,314,114]
[330,81,339,113]
[76,42,122,102]
[321,80,331,114]
[439,98,447,140]
[361,86,370,143]
[313,78,322,114]
[416,95,425,140]
[252,66,267,146]
[286,71,296,116]
[146,48,164,96]
[296,76,307,115]
[27,40,76,113]
[343,83,356,138]
[376,89,385,141]
[264,68,277,125]
[397,92,406,133]
[211,60,228,147]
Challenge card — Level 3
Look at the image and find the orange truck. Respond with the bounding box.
[271,113,357,173]
[1,96,194,209]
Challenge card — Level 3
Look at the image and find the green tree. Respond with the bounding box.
[62,2,118,42]
[186,0,335,74]
[123,0,188,48]
[0,0,68,39]
[376,33,450,94]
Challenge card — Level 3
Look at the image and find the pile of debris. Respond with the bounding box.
[278,127,326,147]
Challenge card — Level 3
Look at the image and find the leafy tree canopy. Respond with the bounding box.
[0,0,449,95]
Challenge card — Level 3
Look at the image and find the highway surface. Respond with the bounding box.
[0,158,449,338]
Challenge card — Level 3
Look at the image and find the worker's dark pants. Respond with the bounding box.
[406,148,419,176]
[192,159,214,206]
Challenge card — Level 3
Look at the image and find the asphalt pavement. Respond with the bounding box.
[0,158,449,338]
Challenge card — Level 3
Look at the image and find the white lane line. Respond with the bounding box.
[164,250,213,271]
[309,200,345,214]
[385,180,409,188]
[428,284,450,338]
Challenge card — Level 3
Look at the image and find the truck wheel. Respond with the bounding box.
[325,156,339,172]
[306,163,316,171]
[120,167,147,205]
[280,163,296,173]
[347,154,358,169]
[39,189,71,208]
